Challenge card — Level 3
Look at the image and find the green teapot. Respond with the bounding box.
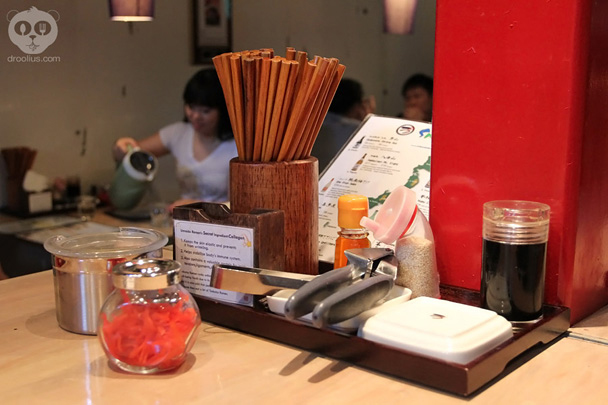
[109,147,158,210]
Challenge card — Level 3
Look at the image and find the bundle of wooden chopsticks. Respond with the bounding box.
[213,47,345,162]
[1,147,37,180]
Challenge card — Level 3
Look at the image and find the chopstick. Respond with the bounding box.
[271,60,298,161]
[287,57,332,161]
[214,47,345,162]
[229,55,246,158]
[253,57,271,161]
[276,60,316,162]
[261,57,281,160]
[243,57,256,161]
[301,61,345,159]
[264,59,295,161]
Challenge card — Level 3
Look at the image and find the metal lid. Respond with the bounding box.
[43,227,168,259]
[112,259,181,290]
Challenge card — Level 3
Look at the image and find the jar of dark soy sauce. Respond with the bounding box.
[480,200,550,321]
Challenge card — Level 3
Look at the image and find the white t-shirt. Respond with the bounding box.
[159,122,237,202]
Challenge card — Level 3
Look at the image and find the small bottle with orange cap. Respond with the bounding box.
[333,194,372,268]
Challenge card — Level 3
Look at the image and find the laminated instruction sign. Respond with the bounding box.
[318,114,432,263]
[174,220,255,306]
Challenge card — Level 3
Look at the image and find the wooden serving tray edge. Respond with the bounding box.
[193,285,570,397]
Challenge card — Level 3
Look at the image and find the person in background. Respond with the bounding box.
[311,78,375,173]
[400,73,433,122]
[112,68,237,211]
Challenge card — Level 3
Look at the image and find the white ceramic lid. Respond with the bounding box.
[358,296,513,364]
[44,227,168,259]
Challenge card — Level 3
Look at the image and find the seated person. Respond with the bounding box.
[400,73,433,122]
[311,78,375,172]
[112,68,237,210]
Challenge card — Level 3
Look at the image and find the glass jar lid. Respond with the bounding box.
[44,227,168,259]
[483,200,550,244]
[112,259,181,290]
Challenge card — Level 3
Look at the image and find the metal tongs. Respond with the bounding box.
[284,248,397,328]
[209,264,317,294]
[210,248,397,329]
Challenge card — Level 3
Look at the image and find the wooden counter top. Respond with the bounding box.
[1,270,607,404]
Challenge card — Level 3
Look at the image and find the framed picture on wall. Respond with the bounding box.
[193,0,232,64]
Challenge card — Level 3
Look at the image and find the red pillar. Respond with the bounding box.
[430,0,608,323]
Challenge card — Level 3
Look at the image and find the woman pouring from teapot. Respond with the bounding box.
[112,68,237,210]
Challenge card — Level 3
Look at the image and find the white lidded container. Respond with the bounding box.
[44,227,168,335]
[358,296,513,365]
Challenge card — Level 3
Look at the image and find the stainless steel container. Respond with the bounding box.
[44,227,168,335]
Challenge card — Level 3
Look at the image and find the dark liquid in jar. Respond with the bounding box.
[481,239,547,321]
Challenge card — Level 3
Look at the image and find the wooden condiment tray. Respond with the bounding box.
[193,284,570,396]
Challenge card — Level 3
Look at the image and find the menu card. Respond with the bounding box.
[317,114,432,263]
[174,219,255,306]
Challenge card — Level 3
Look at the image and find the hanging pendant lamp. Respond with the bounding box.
[109,0,155,22]
[384,0,418,34]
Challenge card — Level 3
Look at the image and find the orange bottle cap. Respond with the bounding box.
[338,194,369,228]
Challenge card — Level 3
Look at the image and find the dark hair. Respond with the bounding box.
[183,68,233,140]
[401,73,433,97]
[329,78,364,115]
